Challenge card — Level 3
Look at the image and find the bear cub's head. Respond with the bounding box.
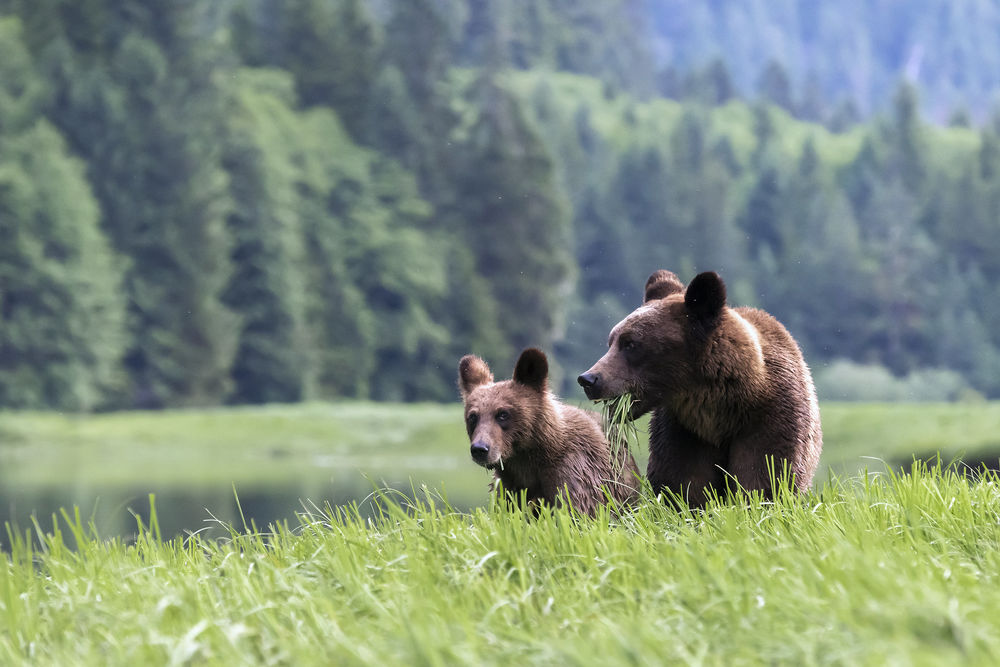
[457,348,550,470]
[578,270,733,419]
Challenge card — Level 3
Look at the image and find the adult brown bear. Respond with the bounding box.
[578,270,822,507]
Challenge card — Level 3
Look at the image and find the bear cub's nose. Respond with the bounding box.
[577,372,600,399]
[470,441,489,463]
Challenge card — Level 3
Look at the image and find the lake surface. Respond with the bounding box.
[0,403,498,546]
[0,458,494,546]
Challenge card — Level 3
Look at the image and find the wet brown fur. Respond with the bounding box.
[580,271,822,508]
[458,348,640,516]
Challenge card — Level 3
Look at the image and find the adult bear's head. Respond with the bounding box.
[577,270,742,419]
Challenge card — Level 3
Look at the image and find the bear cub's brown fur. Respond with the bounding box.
[578,270,822,508]
[458,347,640,515]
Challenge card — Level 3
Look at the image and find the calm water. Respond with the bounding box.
[0,460,492,547]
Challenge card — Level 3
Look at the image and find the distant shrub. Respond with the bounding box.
[813,360,975,402]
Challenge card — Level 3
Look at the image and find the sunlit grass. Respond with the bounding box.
[0,402,465,487]
[2,464,999,664]
[818,402,1000,476]
[600,393,642,478]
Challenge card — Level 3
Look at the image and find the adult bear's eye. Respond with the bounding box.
[466,412,479,435]
[621,338,638,352]
[495,409,511,424]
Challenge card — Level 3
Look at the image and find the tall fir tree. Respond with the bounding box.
[21,0,239,407]
[0,17,127,410]
[234,0,381,140]
[221,70,313,404]
[452,75,575,356]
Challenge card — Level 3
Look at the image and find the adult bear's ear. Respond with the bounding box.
[684,271,726,327]
[644,269,685,303]
[458,355,494,398]
[512,348,548,392]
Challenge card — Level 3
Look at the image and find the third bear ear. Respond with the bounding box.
[643,269,685,303]
[684,271,727,326]
[512,348,548,392]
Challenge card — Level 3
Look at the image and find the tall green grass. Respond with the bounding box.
[600,394,641,479]
[2,464,999,665]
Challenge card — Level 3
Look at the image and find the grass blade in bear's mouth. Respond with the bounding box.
[601,394,640,478]
[599,394,639,422]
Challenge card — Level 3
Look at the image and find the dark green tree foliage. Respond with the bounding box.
[232,0,381,139]
[695,58,737,105]
[376,0,460,199]
[743,167,784,259]
[221,68,449,401]
[0,18,126,410]
[452,76,575,355]
[341,156,448,401]
[610,146,675,286]
[6,0,1000,407]
[881,83,927,194]
[21,0,239,407]
[457,0,657,95]
[383,0,450,107]
[757,60,793,111]
[757,139,871,362]
[221,70,312,404]
[668,112,743,274]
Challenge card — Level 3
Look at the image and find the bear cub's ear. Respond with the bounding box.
[684,271,727,326]
[512,347,548,392]
[644,269,685,303]
[458,355,494,398]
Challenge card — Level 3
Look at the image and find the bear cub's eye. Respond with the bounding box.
[495,409,511,424]
[465,412,479,435]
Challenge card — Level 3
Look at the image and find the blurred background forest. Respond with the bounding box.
[2,0,1000,410]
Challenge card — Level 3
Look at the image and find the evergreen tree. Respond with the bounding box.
[797,73,826,122]
[24,1,239,407]
[742,166,784,259]
[763,139,871,362]
[377,0,461,199]
[684,58,735,105]
[827,98,861,132]
[757,60,793,111]
[0,18,127,410]
[221,70,313,404]
[232,0,382,140]
[283,105,449,401]
[610,145,675,283]
[669,112,741,275]
[882,82,927,194]
[451,76,575,355]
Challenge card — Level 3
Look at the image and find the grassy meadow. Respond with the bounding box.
[2,466,1000,664]
[1,401,1000,664]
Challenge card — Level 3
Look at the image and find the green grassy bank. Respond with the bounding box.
[0,402,999,663]
[1,465,999,664]
[2,401,999,486]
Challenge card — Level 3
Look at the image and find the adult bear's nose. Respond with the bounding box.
[577,372,600,399]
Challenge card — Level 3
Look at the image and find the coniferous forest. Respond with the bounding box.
[2,0,1000,410]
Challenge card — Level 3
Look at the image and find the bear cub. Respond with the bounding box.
[458,347,640,515]
[578,270,822,507]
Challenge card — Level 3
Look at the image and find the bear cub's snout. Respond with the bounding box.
[469,441,490,464]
